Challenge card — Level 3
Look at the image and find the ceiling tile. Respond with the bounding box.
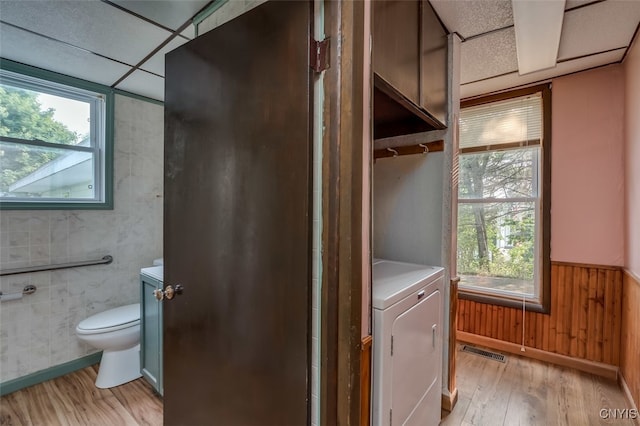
[139,35,189,76]
[429,0,513,39]
[558,0,640,61]
[115,70,164,101]
[0,22,131,87]
[111,0,209,31]
[461,48,625,99]
[0,1,172,66]
[461,27,518,84]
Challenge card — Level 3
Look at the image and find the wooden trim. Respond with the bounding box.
[360,336,372,426]
[461,83,550,109]
[621,270,640,413]
[624,268,640,285]
[540,84,552,314]
[444,279,459,415]
[553,260,623,271]
[448,277,459,398]
[441,388,458,413]
[373,140,443,159]
[0,352,102,396]
[321,1,366,424]
[459,139,540,154]
[619,373,639,414]
[458,331,619,381]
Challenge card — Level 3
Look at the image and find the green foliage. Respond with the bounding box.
[457,149,538,284]
[0,86,79,193]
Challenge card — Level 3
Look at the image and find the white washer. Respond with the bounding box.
[372,259,444,426]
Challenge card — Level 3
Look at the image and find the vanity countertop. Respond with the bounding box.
[141,265,163,282]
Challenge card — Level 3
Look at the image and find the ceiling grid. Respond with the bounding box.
[0,0,638,101]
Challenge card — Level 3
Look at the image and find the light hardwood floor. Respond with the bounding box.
[0,365,162,426]
[442,345,638,426]
[1,349,636,426]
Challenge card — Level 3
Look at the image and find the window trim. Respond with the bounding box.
[0,58,114,210]
[458,84,552,313]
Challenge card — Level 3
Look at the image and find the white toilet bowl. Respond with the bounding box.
[76,304,142,389]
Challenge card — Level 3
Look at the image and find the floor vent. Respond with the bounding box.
[462,345,506,363]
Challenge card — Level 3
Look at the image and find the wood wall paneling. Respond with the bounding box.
[620,270,640,409]
[458,262,623,366]
[360,336,372,426]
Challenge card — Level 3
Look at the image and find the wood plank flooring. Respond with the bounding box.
[0,365,162,426]
[443,345,638,426]
[1,349,636,426]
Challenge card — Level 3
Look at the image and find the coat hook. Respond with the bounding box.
[419,144,429,155]
[386,147,399,157]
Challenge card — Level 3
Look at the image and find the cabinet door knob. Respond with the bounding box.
[153,288,164,301]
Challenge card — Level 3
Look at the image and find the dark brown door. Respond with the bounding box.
[163,2,311,424]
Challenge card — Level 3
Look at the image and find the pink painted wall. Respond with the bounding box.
[625,36,640,277]
[551,65,625,266]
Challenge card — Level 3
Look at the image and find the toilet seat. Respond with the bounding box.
[76,304,140,335]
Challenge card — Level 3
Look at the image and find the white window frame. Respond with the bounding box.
[457,146,542,301]
[0,60,114,210]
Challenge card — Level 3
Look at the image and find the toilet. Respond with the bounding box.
[76,304,142,389]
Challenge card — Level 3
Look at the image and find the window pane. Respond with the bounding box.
[457,201,536,296]
[0,141,95,199]
[459,148,538,199]
[0,83,90,146]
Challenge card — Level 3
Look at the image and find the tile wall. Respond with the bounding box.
[0,95,164,383]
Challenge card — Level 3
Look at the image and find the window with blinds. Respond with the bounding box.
[459,93,542,152]
[456,86,550,311]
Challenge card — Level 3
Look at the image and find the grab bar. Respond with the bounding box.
[0,255,113,276]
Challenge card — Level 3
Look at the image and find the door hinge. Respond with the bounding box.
[391,335,394,356]
[310,37,330,73]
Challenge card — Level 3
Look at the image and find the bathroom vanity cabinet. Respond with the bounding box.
[140,267,163,395]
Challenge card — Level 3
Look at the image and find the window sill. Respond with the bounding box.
[458,289,550,314]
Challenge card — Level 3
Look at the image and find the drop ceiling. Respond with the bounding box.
[0,0,211,101]
[0,0,638,102]
[431,0,640,99]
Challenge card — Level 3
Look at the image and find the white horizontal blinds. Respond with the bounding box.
[460,93,542,150]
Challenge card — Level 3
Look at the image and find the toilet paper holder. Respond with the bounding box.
[0,284,37,302]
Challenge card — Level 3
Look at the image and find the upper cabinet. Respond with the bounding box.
[373,0,448,140]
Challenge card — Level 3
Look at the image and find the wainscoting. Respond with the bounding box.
[620,270,640,409]
[457,262,623,367]
[360,336,372,426]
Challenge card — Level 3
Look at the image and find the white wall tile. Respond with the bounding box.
[0,94,164,382]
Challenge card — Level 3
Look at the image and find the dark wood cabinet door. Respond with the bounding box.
[373,0,420,105]
[421,1,448,125]
[163,2,311,425]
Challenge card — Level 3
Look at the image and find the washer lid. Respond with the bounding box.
[372,260,443,310]
[77,304,140,331]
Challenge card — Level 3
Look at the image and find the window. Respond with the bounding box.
[456,85,551,312]
[0,60,113,209]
